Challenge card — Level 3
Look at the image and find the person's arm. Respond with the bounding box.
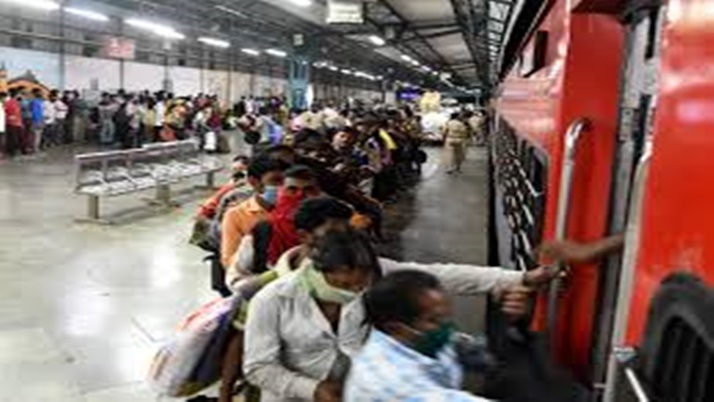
[379,258,558,295]
[538,233,625,264]
[243,290,320,400]
[226,235,255,290]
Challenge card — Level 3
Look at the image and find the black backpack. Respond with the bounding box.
[113,104,130,127]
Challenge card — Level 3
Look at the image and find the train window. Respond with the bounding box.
[493,121,548,271]
[644,8,660,60]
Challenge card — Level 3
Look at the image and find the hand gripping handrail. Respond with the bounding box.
[546,118,591,341]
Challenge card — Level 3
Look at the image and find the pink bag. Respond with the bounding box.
[147,297,236,397]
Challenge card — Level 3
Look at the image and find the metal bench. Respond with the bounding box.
[74,140,224,223]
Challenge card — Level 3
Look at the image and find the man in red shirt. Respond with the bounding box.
[3,88,24,158]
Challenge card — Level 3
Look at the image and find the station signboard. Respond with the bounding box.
[327,0,364,24]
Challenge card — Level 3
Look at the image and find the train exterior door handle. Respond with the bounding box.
[546,118,591,341]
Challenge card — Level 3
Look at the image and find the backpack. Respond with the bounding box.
[251,221,274,274]
[113,104,130,127]
[244,130,261,145]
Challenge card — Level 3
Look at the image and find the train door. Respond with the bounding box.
[590,1,664,397]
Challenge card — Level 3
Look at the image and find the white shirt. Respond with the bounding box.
[54,100,69,120]
[154,101,166,127]
[321,107,341,129]
[243,258,523,402]
[0,100,5,133]
[43,100,56,124]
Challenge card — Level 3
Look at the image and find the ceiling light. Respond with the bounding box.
[328,66,339,72]
[431,71,439,76]
[289,0,312,7]
[400,54,413,62]
[198,37,230,48]
[125,18,184,39]
[64,7,109,21]
[2,0,59,10]
[215,5,248,18]
[266,48,287,58]
[241,48,260,56]
[410,60,420,67]
[340,69,353,75]
[368,35,386,46]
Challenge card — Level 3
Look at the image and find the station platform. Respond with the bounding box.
[0,143,490,401]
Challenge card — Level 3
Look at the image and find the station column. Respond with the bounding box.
[289,55,310,110]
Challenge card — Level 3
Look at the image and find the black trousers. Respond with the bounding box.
[5,126,22,156]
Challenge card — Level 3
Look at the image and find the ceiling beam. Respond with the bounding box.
[365,0,461,82]
[398,28,463,43]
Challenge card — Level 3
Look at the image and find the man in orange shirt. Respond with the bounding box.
[221,155,287,268]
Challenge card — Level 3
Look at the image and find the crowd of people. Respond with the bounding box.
[0,87,292,158]
[183,97,597,402]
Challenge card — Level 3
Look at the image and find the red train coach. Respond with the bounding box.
[491,0,714,400]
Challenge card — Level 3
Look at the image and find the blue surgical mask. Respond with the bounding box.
[261,185,279,205]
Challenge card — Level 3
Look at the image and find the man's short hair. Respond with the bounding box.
[364,270,442,332]
[285,165,316,182]
[265,144,295,156]
[294,197,353,232]
[311,228,381,276]
[247,155,287,180]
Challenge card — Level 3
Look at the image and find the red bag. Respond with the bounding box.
[159,126,176,142]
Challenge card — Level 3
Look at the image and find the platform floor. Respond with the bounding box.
[0,143,490,401]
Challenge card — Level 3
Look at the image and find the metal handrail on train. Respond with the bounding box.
[546,118,591,341]
[603,136,654,402]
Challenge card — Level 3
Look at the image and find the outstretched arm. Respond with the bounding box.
[538,233,625,264]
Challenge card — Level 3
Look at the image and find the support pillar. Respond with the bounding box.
[288,55,310,110]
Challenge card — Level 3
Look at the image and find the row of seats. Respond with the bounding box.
[74,140,223,221]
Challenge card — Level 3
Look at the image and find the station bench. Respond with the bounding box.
[73,140,224,223]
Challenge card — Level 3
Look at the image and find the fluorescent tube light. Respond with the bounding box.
[368,35,386,46]
[64,7,108,21]
[215,5,247,18]
[125,18,185,40]
[241,48,260,56]
[198,37,230,48]
[266,48,287,58]
[2,0,59,10]
[289,0,312,7]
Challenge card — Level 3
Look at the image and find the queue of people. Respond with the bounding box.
[177,96,601,402]
[0,87,74,158]
[0,87,243,158]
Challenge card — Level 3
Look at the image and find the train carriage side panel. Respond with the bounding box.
[627,0,714,345]
[551,12,623,376]
[497,0,624,379]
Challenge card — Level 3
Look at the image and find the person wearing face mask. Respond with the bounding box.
[218,196,353,402]
[220,155,287,269]
[243,229,379,402]
[345,270,496,402]
[243,229,555,402]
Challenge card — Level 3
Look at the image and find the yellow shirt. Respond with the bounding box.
[444,120,470,143]
[378,129,398,151]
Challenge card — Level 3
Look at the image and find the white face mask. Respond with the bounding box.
[300,263,359,305]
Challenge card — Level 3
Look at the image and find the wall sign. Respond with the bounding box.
[327,0,364,24]
[103,37,135,60]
